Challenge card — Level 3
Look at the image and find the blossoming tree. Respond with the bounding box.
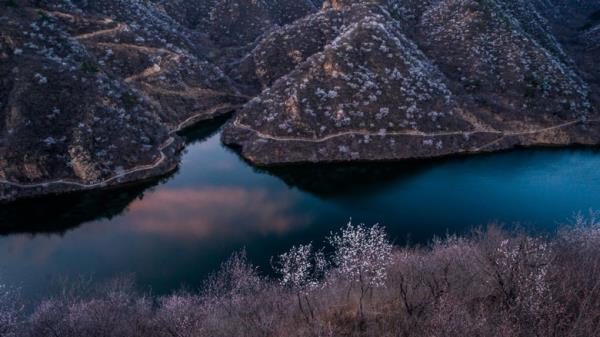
[327,222,393,317]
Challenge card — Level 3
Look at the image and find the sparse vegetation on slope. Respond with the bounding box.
[223,0,600,166]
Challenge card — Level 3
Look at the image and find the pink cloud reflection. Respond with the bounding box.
[124,187,310,239]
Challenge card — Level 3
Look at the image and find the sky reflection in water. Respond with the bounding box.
[2,120,600,301]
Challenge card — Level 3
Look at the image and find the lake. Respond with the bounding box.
[1,117,600,301]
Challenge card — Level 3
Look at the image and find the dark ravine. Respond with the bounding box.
[1,0,599,201]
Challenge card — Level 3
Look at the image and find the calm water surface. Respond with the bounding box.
[1,119,600,300]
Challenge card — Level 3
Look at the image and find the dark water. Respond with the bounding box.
[2,119,600,300]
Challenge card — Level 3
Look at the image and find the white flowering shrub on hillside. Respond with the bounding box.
[274,243,326,293]
[274,243,327,322]
[327,222,393,316]
[495,237,551,316]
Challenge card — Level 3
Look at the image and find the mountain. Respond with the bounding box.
[0,0,253,201]
[222,0,600,165]
[1,0,598,201]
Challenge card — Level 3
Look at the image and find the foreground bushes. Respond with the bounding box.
[2,215,600,337]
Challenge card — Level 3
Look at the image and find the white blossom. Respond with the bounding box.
[327,222,393,316]
[328,222,393,289]
[274,243,326,294]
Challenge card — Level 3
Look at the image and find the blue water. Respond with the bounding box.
[1,120,600,300]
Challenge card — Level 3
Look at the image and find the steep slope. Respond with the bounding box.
[0,2,183,201]
[223,0,600,166]
[0,0,322,201]
[61,0,246,128]
[229,5,369,92]
[573,11,600,94]
[199,0,318,48]
[224,5,475,163]
[0,0,246,201]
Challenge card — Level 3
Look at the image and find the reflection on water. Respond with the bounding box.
[263,161,441,198]
[2,116,600,301]
[0,116,228,236]
[0,182,158,235]
[125,187,309,239]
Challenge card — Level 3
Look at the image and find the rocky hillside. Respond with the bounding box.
[0,0,263,201]
[223,0,600,165]
[1,0,598,201]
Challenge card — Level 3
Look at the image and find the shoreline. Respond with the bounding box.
[0,106,239,204]
[2,114,599,203]
[223,117,600,167]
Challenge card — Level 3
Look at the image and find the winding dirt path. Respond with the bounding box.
[0,138,175,190]
[0,106,237,191]
[233,118,586,143]
[96,42,179,57]
[125,63,164,83]
[75,23,128,40]
[1,116,593,191]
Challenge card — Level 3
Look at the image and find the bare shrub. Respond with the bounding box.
[0,283,20,337]
[200,250,285,337]
[154,293,206,337]
[552,211,600,336]
[27,277,156,337]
